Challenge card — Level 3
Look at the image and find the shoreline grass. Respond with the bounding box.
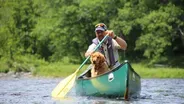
[34,62,184,78]
[0,55,184,78]
[132,63,184,78]
[33,62,89,77]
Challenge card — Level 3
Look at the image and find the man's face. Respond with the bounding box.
[95,30,105,40]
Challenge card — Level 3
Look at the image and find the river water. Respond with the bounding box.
[0,75,184,104]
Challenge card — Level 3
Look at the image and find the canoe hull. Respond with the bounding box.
[75,61,141,99]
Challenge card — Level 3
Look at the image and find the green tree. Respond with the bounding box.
[1,0,184,66]
[110,0,184,65]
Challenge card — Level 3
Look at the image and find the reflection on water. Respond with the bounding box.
[0,76,184,104]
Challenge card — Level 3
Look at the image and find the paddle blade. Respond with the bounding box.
[51,72,77,98]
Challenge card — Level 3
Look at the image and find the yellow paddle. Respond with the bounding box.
[51,35,109,98]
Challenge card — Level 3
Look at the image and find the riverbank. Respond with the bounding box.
[33,61,184,78]
[1,63,184,79]
[132,63,184,78]
[0,71,33,79]
[0,55,184,78]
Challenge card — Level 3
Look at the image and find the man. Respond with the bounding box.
[85,23,127,69]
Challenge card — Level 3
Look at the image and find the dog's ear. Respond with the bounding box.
[90,54,94,62]
[90,52,96,63]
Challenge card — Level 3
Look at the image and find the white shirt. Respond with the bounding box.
[86,38,121,69]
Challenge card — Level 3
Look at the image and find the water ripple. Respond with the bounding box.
[0,78,184,104]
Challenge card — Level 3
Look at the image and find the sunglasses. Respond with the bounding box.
[95,23,105,28]
[96,30,104,34]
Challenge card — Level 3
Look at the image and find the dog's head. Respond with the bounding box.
[90,52,105,65]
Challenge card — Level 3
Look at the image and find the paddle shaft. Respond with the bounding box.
[77,35,109,71]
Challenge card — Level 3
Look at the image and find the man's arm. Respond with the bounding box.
[114,36,127,50]
[105,30,127,50]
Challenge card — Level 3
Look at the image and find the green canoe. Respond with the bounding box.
[75,60,141,100]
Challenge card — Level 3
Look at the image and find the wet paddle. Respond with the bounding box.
[51,35,109,98]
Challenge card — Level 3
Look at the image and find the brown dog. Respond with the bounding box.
[90,52,109,77]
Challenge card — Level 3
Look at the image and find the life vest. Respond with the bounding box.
[92,37,116,67]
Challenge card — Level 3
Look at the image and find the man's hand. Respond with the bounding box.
[85,51,94,57]
[105,30,127,50]
[105,30,115,38]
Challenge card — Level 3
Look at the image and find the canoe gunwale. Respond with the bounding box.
[77,62,125,80]
[127,63,141,79]
[77,61,140,80]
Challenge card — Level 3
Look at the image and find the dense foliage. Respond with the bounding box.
[0,0,184,66]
